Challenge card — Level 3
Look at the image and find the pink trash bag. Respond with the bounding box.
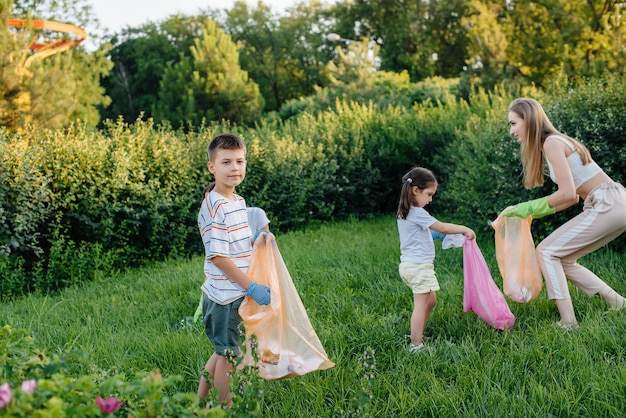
[492,214,543,303]
[239,239,335,380]
[463,238,515,330]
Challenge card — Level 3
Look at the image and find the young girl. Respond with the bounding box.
[504,98,626,330]
[397,167,475,352]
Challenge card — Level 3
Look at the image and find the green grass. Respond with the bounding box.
[2,216,626,417]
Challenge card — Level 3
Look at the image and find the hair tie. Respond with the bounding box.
[406,178,413,184]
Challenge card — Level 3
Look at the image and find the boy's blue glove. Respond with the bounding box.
[246,281,271,305]
[253,230,275,245]
[253,230,268,241]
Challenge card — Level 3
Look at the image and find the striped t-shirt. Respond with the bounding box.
[198,190,252,304]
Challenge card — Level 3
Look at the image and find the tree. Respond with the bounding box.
[224,0,335,111]
[462,0,626,89]
[99,14,211,124]
[153,18,264,128]
[330,0,470,82]
[278,38,437,120]
[461,0,516,90]
[504,0,626,86]
[1,1,29,128]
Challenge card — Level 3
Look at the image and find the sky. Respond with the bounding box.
[90,0,296,34]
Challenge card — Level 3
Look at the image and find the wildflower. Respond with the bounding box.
[21,379,37,394]
[0,383,12,409]
[95,396,123,414]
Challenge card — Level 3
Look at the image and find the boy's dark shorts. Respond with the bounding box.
[202,293,244,356]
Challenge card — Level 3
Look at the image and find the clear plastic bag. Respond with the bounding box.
[239,239,334,380]
[492,214,543,303]
[463,238,515,330]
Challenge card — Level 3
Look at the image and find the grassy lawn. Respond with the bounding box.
[2,216,626,417]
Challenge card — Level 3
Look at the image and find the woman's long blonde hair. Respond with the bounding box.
[509,98,591,189]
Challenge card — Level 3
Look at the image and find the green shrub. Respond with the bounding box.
[2,74,625,296]
[1,120,211,297]
[278,73,461,122]
[0,130,50,261]
[0,325,256,417]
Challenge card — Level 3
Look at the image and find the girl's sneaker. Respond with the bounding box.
[408,343,425,353]
[557,321,579,331]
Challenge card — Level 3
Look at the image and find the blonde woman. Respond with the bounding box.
[504,98,626,329]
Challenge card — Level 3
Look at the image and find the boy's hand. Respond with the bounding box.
[246,281,271,305]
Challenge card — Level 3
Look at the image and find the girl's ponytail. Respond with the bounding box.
[396,167,437,219]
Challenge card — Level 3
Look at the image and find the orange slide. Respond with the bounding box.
[7,18,86,63]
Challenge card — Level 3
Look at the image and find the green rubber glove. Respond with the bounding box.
[504,196,555,219]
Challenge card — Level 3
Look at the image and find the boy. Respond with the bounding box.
[193,206,271,324]
[197,133,271,405]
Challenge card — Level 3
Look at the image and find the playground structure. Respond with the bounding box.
[2,17,87,130]
[7,17,87,67]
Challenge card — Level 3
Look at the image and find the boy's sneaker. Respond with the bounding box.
[408,343,425,353]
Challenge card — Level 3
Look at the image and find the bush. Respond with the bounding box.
[0,129,50,261]
[3,74,625,296]
[0,324,259,417]
[0,119,211,298]
[278,73,461,122]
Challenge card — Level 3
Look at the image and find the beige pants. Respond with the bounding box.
[537,182,626,300]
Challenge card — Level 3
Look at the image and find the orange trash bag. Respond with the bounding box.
[491,214,543,303]
[239,239,335,380]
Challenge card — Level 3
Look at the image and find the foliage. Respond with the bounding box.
[0,128,49,261]
[0,325,248,417]
[278,36,462,121]
[506,0,626,84]
[247,97,471,229]
[3,73,626,296]
[331,0,469,82]
[0,119,209,298]
[328,0,624,90]
[153,18,264,129]
[462,0,626,90]
[99,15,211,124]
[225,0,335,112]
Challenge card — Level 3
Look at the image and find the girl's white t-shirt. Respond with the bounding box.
[246,207,270,234]
[397,206,437,264]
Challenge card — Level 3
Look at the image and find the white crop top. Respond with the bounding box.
[546,136,602,188]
